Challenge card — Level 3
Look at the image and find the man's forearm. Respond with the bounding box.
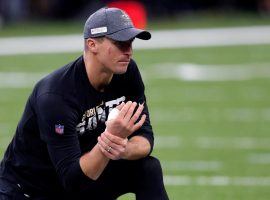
[122,135,151,160]
[79,144,110,180]
[79,134,151,180]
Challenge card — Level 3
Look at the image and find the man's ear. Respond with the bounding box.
[87,39,98,54]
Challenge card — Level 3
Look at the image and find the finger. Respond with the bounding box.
[97,144,116,160]
[98,138,124,160]
[101,133,125,150]
[97,136,109,151]
[129,103,144,124]
[98,136,120,157]
[132,114,146,132]
[123,102,137,122]
[101,132,127,150]
[104,131,127,146]
[104,131,128,147]
[118,101,132,118]
[100,132,111,145]
[116,102,125,110]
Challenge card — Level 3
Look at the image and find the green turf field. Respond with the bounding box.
[0,44,270,199]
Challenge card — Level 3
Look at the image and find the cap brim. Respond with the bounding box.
[106,27,151,42]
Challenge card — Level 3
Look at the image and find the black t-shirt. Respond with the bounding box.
[0,56,154,195]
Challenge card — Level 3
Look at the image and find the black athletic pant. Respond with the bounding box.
[0,156,169,200]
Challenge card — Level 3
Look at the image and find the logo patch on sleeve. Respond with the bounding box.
[55,124,64,135]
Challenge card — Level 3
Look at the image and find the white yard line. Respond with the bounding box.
[154,135,270,150]
[148,85,268,102]
[151,107,270,123]
[1,63,270,88]
[0,72,46,88]
[248,153,270,164]
[143,26,270,49]
[177,64,270,81]
[1,26,270,55]
[197,137,270,149]
[0,34,83,56]
[164,175,270,186]
[154,136,181,149]
[152,63,270,81]
[161,161,222,171]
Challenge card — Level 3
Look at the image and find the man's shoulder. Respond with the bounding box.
[128,58,138,68]
[34,56,83,99]
[125,58,140,75]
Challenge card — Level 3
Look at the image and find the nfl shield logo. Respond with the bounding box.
[55,124,64,135]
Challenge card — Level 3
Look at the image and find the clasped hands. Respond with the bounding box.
[97,101,145,160]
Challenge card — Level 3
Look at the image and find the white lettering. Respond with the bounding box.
[91,27,107,35]
[77,96,126,134]
[105,96,126,112]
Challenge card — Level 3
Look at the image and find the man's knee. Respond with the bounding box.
[135,156,169,199]
[140,156,163,177]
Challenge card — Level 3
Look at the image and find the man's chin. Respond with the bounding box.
[114,64,128,74]
[114,70,128,75]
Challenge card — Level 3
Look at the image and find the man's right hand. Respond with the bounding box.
[105,101,146,138]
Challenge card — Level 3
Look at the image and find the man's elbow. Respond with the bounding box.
[61,172,96,193]
[58,162,96,193]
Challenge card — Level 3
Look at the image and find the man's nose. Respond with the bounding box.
[124,45,132,56]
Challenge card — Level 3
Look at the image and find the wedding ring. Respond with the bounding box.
[107,146,112,152]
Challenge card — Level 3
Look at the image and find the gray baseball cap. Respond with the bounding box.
[84,7,151,41]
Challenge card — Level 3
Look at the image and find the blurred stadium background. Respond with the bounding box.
[1,0,270,199]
